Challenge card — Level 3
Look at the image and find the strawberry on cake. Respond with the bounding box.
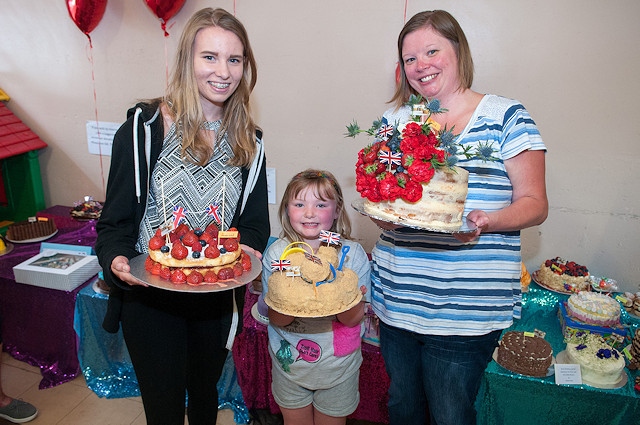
[144,222,252,285]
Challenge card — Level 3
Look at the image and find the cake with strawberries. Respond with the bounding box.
[564,333,625,387]
[349,95,495,232]
[496,331,553,377]
[534,257,589,292]
[144,222,252,285]
[265,243,362,317]
[566,292,621,327]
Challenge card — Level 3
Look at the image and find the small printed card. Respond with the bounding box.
[554,364,582,385]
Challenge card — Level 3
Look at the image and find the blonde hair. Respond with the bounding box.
[279,169,352,242]
[165,7,259,167]
[390,10,474,108]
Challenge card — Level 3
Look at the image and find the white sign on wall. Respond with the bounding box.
[86,121,121,156]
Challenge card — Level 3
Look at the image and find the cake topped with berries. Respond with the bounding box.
[347,95,495,231]
[148,223,241,267]
[145,222,252,285]
[535,257,589,293]
[70,196,103,220]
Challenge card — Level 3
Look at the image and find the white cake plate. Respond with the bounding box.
[351,199,477,234]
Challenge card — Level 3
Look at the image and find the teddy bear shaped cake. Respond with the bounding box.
[264,241,362,317]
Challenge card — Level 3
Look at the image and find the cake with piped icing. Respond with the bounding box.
[566,292,620,327]
[565,333,625,387]
[496,331,553,377]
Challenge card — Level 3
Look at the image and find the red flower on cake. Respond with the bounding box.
[347,95,496,203]
[402,121,424,138]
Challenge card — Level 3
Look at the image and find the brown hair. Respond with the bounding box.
[279,169,352,242]
[165,7,259,167]
[390,10,474,108]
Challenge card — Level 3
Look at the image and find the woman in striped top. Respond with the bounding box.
[368,10,548,425]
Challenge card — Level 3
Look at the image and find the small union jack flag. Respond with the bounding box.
[271,259,291,272]
[378,150,402,166]
[377,124,394,140]
[286,266,301,277]
[206,203,221,224]
[319,230,341,246]
[172,205,187,230]
[304,252,323,265]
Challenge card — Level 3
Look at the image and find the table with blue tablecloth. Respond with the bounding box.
[73,281,251,424]
[476,282,640,425]
[0,205,97,389]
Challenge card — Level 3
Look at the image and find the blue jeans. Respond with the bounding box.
[380,322,501,425]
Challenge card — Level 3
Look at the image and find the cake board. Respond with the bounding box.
[351,199,477,234]
[129,252,261,293]
[264,292,363,318]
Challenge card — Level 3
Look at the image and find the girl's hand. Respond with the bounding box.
[268,308,295,327]
[111,255,148,287]
[336,300,365,327]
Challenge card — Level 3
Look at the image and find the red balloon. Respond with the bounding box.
[66,0,108,36]
[144,0,186,35]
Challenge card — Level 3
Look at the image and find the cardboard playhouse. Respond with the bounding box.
[0,88,48,234]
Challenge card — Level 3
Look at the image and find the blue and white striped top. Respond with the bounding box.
[371,94,546,336]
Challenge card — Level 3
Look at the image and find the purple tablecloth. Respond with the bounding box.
[0,205,98,389]
[232,288,390,423]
